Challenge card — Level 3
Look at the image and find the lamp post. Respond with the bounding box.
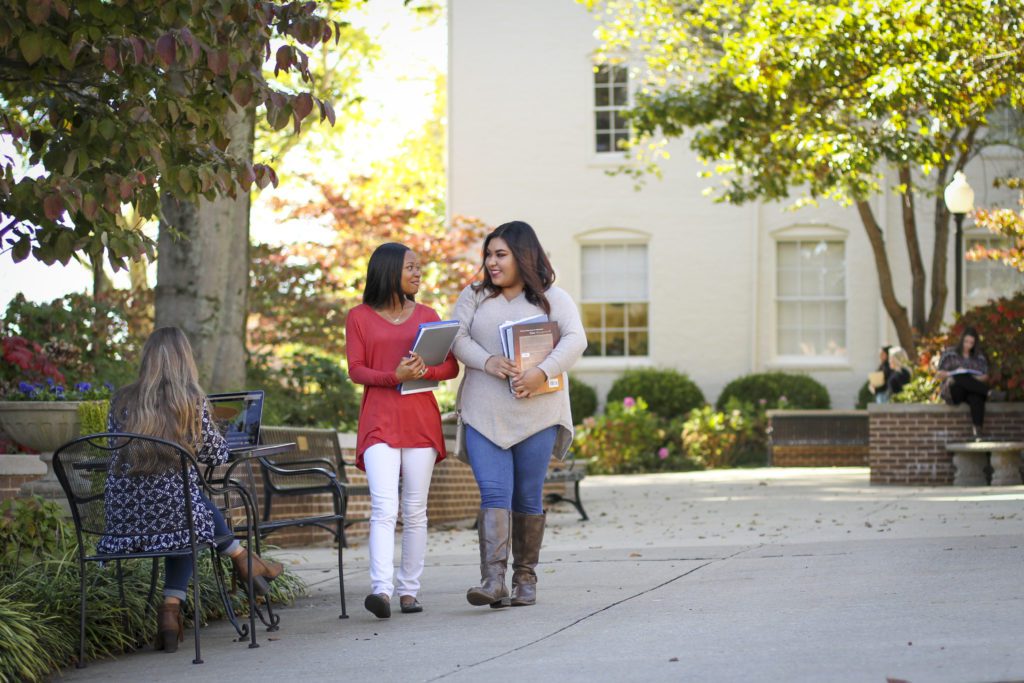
[943,170,974,315]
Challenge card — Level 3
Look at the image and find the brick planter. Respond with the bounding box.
[868,403,1024,485]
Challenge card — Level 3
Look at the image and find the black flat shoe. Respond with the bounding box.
[364,593,391,619]
[399,597,423,614]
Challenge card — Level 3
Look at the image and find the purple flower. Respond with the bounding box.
[75,382,92,392]
[103,381,115,391]
[18,381,35,396]
[658,447,669,460]
[623,397,636,408]
[54,385,65,396]
[45,377,55,387]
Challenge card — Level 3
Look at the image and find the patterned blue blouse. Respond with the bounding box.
[938,348,989,403]
[97,401,229,555]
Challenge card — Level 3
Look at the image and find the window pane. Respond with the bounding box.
[613,86,627,106]
[613,133,629,151]
[778,301,800,328]
[777,268,799,297]
[582,245,602,272]
[777,242,799,268]
[595,111,610,130]
[626,303,648,327]
[612,111,629,130]
[605,303,625,328]
[628,331,648,356]
[595,87,609,107]
[584,330,603,357]
[605,330,625,356]
[800,268,823,297]
[778,329,801,355]
[581,303,603,329]
[824,302,844,327]
[594,65,610,84]
[824,268,845,296]
[613,66,628,83]
[824,328,846,355]
[595,133,611,153]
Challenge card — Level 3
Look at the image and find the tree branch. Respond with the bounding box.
[898,165,927,333]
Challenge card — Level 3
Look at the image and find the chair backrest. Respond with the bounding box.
[258,426,345,481]
[52,432,201,551]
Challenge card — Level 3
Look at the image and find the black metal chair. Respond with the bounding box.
[217,426,349,626]
[52,432,261,667]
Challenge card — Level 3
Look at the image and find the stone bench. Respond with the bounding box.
[946,441,1024,486]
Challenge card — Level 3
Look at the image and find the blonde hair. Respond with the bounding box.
[111,327,206,474]
[888,347,910,372]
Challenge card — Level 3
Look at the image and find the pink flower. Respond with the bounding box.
[623,397,636,408]
[658,447,669,460]
[583,417,596,429]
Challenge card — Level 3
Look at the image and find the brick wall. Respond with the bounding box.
[0,454,45,502]
[869,403,1024,485]
[772,444,868,467]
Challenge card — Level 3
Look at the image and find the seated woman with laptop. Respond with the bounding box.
[98,326,283,653]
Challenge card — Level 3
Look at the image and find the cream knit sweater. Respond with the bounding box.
[453,284,587,460]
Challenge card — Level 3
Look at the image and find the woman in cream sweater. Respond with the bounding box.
[453,221,587,608]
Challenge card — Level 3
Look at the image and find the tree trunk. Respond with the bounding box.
[154,106,254,392]
[855,200,918,359]
[897,166,927,334]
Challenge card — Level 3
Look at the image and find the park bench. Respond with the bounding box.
[544,455,590,521]
[946,441,1024,486]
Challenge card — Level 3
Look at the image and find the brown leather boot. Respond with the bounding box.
[466,508,512,608]
[510,512,545,606]
[155,602,184,653]
[232,549,284,596]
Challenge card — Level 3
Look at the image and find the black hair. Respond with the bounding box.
[363,242,414,309]
[474,221,555,315]
[955,326,983,358]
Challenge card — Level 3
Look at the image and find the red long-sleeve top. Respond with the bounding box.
[345,303,460,470]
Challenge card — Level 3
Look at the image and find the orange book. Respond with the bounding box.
[510,322,563,395]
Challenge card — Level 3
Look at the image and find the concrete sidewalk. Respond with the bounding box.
[59,468,1024,682]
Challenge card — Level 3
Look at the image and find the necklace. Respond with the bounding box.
[379,301,408,323]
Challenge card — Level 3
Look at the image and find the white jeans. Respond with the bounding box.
[363,444,436,597]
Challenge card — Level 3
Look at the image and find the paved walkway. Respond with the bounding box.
[60,468,1024,682]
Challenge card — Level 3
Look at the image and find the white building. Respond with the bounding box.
[447,0,1023,409]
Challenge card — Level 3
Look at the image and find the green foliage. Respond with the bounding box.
[250,349,360,430]
[0,0,347,268]
[891,372,941,404]
[573,397,676,474]
[0,496,69,573]
[1,292,145,392]
[606,368,705,420]
[716,372,831,411]
[855,380,874,410]
[77,400,109,435]
[681,402,756,469]
[0,585,71,683]
[568,374,598,426]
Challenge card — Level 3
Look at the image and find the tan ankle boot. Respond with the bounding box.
[466,508,512,608]
[155,602,184,653]
[232,549,284,595]
[510,512,545,606]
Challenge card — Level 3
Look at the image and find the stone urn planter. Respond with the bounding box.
[0,401,82,500]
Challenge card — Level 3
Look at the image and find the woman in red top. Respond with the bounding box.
[346,242,459,618]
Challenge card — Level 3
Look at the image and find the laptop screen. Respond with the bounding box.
[207,391,264,450]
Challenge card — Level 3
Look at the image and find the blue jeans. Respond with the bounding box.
[164,491,238,601]
[465,425,557,514]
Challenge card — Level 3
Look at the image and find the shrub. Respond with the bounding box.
[573,397,673,474]
[919,292,1024,401]
[855,380,874,409]
[77,400,111,435]
[606,368,705,420]
[680,401,757,469]
[249,349,360,430]
[716,372,830,411]
[568,374,598,426]
[891,372,941,404]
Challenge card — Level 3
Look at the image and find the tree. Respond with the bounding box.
[0,0,341,271]
[968,177,1024,273]
[583,0,1024,357]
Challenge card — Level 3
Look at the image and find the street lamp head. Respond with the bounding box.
[944,170,975,215]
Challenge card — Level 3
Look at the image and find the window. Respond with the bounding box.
[594,64,629,154]
[776,240,846,357]
[965,235,1024,307]
[581,243,648,356]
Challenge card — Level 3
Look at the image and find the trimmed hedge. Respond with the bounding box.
[606,368,705,420]
[568,375,598,426]
[715,372,830,411]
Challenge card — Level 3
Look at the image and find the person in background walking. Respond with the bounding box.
[869,345,894,403]
[346,242,460,618]
[885,347,912,400]
[936,327,990,440]
[452,221,587,608]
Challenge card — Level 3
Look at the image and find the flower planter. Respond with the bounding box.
[0,401,82,503]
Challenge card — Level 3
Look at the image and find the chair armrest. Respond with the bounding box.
[266,457,337,474]
[257,457,338,482]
